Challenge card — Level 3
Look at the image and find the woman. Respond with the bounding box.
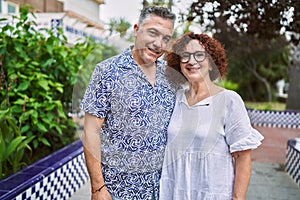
[159,32,264,200]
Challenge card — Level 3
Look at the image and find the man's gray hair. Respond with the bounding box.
[138,6,176,25]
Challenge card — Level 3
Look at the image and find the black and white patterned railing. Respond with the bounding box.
[247,108,300,129]
[0,140,89,200]
[286,139,300,187]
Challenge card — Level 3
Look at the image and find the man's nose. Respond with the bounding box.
[153,36,164,49]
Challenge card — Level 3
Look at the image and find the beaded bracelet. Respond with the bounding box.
[91,184,106,193]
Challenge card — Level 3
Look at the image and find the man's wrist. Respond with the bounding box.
[91,184,106,193]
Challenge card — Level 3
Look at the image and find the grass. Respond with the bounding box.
[245,102,286,111]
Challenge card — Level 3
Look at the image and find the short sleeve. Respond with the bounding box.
[224,91,264,153]
[80,59,115,118]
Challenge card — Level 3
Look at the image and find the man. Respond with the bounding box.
[80,6,177,200]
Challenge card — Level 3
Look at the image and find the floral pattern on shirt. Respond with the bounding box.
[80,47,179,199]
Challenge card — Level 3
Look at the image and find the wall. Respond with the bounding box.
[9,0,64,12]
[63,0,101,24]
[286,139,300,187]
[0,140,89,200]
[247,108,300,128]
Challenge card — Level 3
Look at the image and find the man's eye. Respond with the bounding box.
[163,37,170,43]
[149,31,157,36]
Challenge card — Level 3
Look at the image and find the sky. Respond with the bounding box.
[99,0,195,26]
[100,0,142,25]
[99,0,201,49]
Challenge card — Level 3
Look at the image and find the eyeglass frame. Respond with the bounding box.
[180,51,207,63]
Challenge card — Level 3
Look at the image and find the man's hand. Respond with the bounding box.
[91,187,112,200]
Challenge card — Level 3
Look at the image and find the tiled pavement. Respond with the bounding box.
[70,126,300,200]
[247,162,299,200]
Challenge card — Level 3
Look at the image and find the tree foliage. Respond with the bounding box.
[188,0,299,45]
[186,0,298,104]
[108,17,131,38]
[142,0,173,9]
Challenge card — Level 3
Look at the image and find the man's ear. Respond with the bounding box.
[133,24,139,36]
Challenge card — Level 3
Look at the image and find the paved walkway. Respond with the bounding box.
[70,126,300,200]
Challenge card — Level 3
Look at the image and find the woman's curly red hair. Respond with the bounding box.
[166,32,227,81]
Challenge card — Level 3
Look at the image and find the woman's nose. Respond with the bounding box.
[188,54,198,64]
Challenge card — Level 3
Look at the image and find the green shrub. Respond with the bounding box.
[0,5,117,178]
[217,79,239,91]
[0,107,35,178]
[245,102,286,111]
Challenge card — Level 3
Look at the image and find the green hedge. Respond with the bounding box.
[0,5,117,178]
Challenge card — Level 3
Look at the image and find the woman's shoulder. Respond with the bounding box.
[221,89,248,114]
[222,89,244,102]
[223,89,239,96]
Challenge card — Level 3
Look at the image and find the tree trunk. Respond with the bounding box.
[168,0,173,10]
[286,66,300,111]
[246,63,272,102]
[286,44,300,111]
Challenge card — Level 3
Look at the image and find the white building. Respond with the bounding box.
[0,0,106,44]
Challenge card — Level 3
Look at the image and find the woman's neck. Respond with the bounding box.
[186,81,223,105]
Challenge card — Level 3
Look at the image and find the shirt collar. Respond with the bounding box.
[177,88,212,107]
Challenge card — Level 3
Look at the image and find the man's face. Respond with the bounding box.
[133,15,174,66]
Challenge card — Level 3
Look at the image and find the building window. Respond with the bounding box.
[0,0,2,13]
[8,3,16,13]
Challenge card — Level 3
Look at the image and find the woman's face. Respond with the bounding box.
[180,39,211,83]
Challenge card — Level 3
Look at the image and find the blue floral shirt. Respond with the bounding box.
[80,47,179,199]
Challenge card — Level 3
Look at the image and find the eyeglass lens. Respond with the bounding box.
[181,51,206,63]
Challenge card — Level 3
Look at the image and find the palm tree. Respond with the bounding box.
[108,18,131,38]
[142,0,173,10]
[142,0,148,9]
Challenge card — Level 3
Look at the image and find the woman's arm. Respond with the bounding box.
[231,149,252,200]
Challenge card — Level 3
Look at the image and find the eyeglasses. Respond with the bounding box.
[180,51,207,63]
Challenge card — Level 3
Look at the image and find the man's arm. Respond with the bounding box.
[82,112,111,200]
[232,149,252,200]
